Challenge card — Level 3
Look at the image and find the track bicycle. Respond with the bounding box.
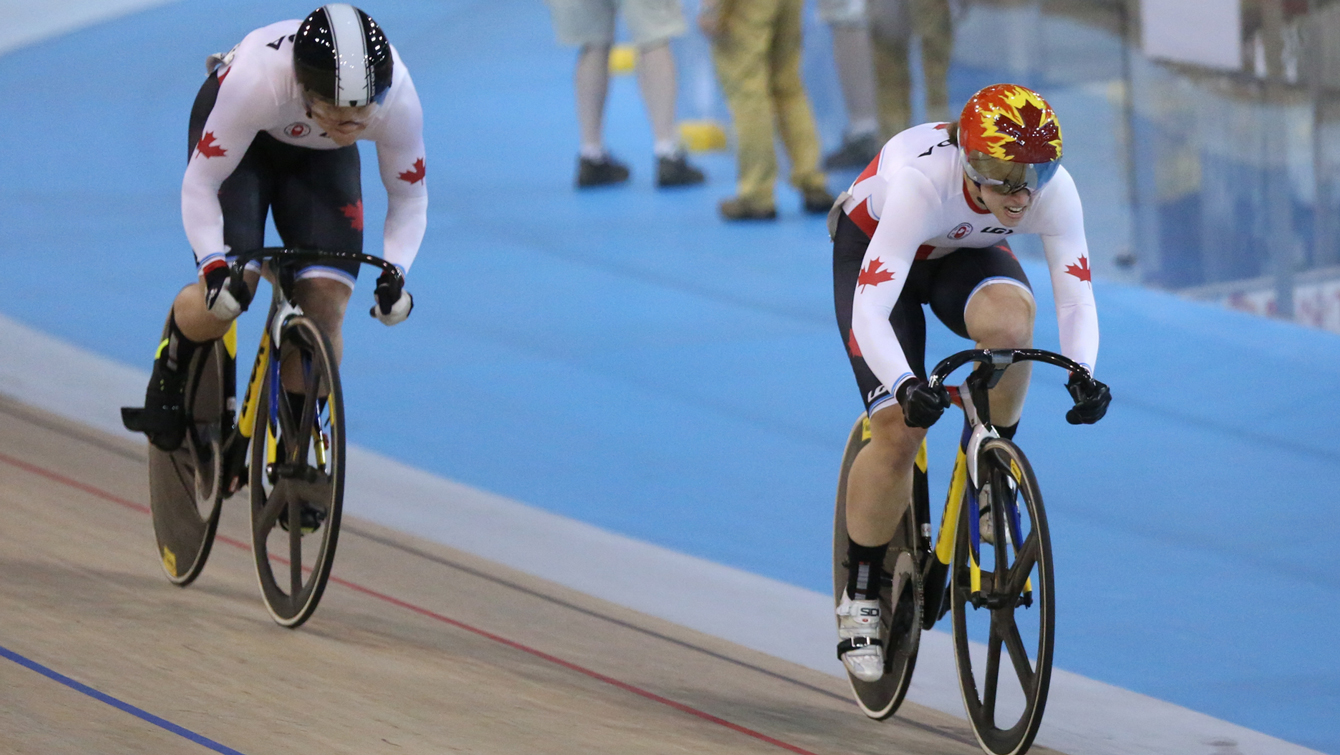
[834,348,1090,755]
[123,247,402,628]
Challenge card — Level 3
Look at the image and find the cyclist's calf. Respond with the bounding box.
[847,407,927,546]
[281,277,351,393]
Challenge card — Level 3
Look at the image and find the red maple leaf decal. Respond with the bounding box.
[196,132,227,159]
[992,101,1060,163]
[1064,255,1092,283]
[340,200,364,231]
[398,157,426,184]
[857,258,895,291]
[847,329,862,358]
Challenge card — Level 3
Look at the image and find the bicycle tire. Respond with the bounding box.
[833,415,922,720]
[147,335,231,586]
[951,437,1054,755]
[249,315,345,628]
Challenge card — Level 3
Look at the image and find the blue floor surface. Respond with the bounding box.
[0,1,1335,750]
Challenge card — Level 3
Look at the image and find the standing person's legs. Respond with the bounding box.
[575,42,613,157]
[912,0,953,123]
[770,0,830,209]
[869,0,911,138]
[819,0,881,168]
[547,0,629,185]
[711,0,780,215]
[624,0,707,187]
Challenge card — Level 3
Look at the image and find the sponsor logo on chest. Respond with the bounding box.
[947,223,1014,242]
[284,122,312,138]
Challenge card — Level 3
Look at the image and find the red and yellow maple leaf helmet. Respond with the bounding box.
[958,84,1063,194]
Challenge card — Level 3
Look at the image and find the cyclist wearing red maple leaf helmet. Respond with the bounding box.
[830,83,1110,682]
[123,4,427,451]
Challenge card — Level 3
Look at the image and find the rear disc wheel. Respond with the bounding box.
[833,415,922,720]
[148,339,230,586]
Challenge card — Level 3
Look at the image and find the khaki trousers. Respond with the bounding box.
[871,0,953,137]
[711,0,826,207]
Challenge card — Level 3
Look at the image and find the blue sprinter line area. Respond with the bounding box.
[0,1,1335,751]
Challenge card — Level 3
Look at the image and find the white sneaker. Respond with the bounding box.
[836,593,884,682]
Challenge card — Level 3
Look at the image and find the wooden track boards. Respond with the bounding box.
[0,395,1066,755]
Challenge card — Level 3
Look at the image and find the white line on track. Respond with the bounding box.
[0,0,180,58]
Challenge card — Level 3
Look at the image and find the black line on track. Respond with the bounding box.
[342,523,978,748]
[0,396,146,464]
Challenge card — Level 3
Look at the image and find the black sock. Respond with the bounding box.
[846,538,890,601]
[149,313,204,399]
[160,313,203,376]
[997,421,1019,440]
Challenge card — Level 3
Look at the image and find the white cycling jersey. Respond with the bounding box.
[841,122,1099,396]
[182,20,428,274]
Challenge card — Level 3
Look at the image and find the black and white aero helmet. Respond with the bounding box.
[293,4,393,108]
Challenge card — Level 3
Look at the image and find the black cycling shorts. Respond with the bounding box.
[832,211,1033,415]
[188,71,363,286]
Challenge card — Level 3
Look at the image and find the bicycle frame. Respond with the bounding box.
[220,247,400,489]
[919,349,1088,624]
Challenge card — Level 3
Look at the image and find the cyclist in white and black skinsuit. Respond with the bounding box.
[831,84,1111,682]
[124,4,427,451]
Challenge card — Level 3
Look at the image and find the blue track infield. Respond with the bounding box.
[0,1,1335,751]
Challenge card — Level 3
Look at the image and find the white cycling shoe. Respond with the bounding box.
[836,593,884,682]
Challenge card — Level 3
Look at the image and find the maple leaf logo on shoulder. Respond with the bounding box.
[196,132,226,159]
[857,258,895,291]
[398,158,426,184]
[1065,255,1092,283]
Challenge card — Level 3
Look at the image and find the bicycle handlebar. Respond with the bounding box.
[227,246,402,287]
[222,247,403,315]
[927,348,1089,390]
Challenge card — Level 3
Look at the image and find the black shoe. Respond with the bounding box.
[719,197,777,221]
[802,186,836,215]
[656,152,705,187]
[576,153,630,188]
[122,368,187,452]
[277,501,328,535]
[823,132,881,170]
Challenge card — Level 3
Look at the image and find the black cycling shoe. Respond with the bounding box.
[277,501,328,535]
[122,368,188,452]
[576,153,630,188]
[656,152,705,187]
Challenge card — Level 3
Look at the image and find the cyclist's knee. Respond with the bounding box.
[866,405,926,466]
[965,284,1035,348]
[294,277,351,331]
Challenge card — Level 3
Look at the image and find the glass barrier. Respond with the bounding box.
[670,0,1340,331]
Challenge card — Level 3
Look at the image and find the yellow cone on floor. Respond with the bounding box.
[608,45,637,74]
[679,120,728,152]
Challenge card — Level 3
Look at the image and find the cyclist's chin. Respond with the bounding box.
[325,130,364,147]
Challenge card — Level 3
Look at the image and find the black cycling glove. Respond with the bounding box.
[1065,372,1111,425]
[897,378,950,429]
[201,259,250,320]
[371,269,413,325]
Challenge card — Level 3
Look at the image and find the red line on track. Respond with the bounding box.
[0,452,824,755]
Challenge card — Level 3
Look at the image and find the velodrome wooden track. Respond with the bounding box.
[0,395,1067,755]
